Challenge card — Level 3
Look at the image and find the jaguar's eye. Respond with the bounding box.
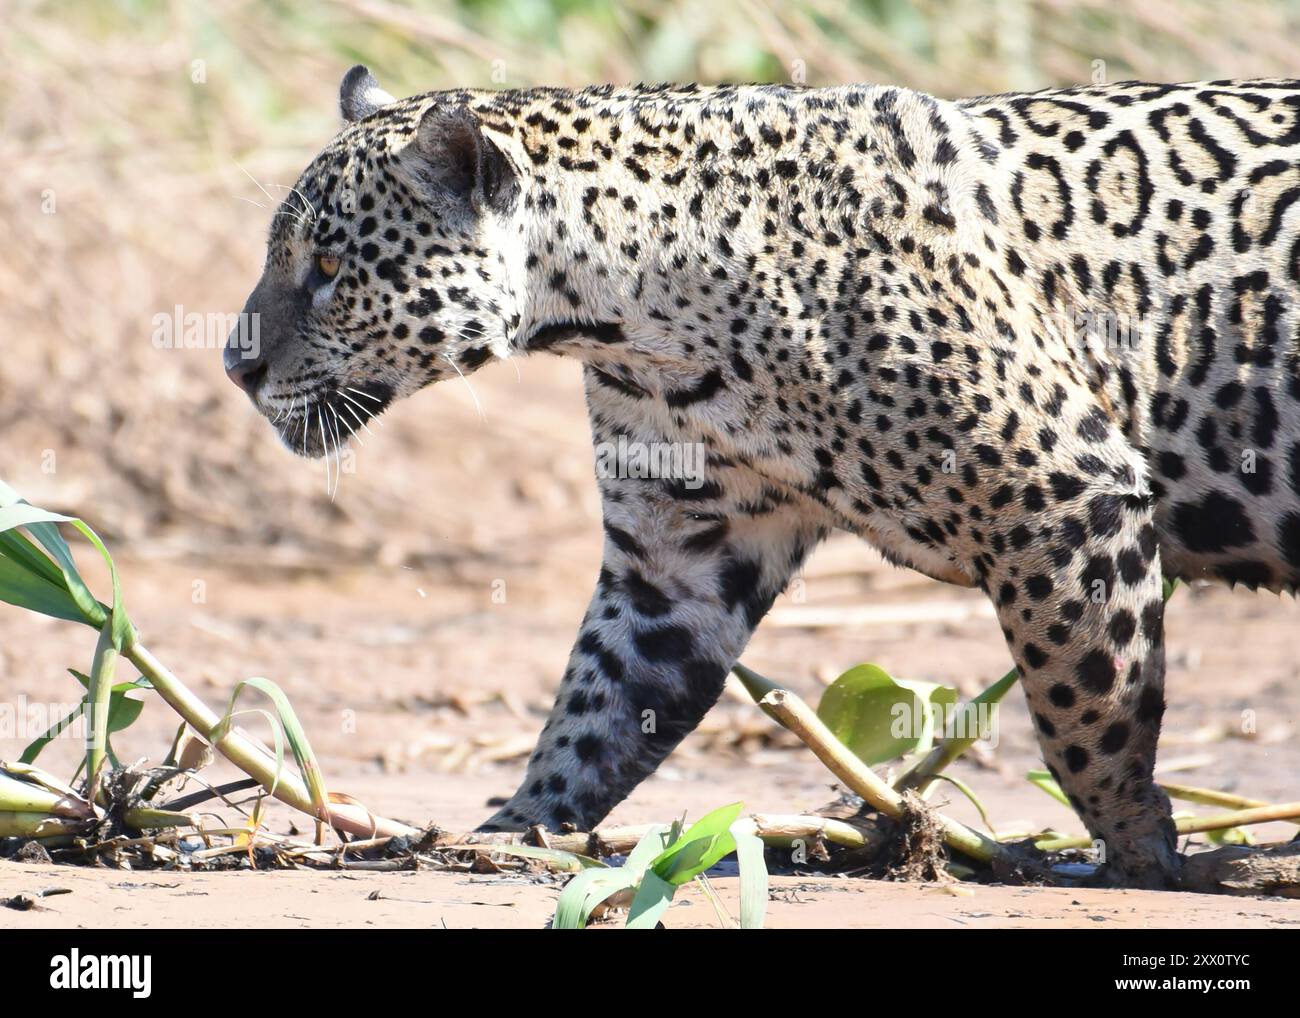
[315,253,341,280]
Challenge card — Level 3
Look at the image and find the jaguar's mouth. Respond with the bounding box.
[270,382,395,459]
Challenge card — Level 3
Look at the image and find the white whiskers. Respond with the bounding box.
[317,406,333,498]
[342,387,384,427]
[271,183,318,222]
[326,403,344,499]
[236,163,309,226]
[442,354,484,420]
[336,392,376,439]
[333,400,364,447]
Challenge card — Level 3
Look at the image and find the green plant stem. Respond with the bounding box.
[120,807,200,829]
[124,641,416,838]
[744,813,868,848]
[0,771,92,819]
[733,662,783,702]
[0,812,87,838]
[1172,801,1300,835]
[1036,800,1300,851]
[84,621,117,802]
[1159,781,1300,823]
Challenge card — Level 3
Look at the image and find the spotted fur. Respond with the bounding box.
[225,68,1300,888]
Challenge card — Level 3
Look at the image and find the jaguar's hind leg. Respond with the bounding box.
[981,470,1179,887]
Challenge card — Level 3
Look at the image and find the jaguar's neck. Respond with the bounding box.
[500,82,1042,426]
[506,95,749,381]
[507,86,956,373]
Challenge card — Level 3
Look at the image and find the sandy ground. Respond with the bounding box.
[3,359,1300,928]
[8,859,1300,929]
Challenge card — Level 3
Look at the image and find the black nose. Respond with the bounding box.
[225,353,268,397]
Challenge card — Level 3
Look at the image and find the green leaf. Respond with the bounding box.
[552,868,639,929]
[551,825,673,929]
[624,823,674,869]
[479,844,604,873]
[105,684,146,736]
[212,677,329,827]
[650,801,743,886]
[732,825,768,929]
[0,526,67,586]
[817,663,957,765]
[928,773,996,833]
[625,871,676,929]
[1205,826,1254,846]
[1027,769,1070,806]
[0,499,107,631]
[0,483,131,647]
[19,701,85,764]
[0,553,87,623]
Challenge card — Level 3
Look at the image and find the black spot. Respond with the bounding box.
[1157,452,1186,480]
[1171,491,1256,551]
[623,570,672,617]
[604,522,644,558]
[566,691,589,715]
[1064,745,1090,773]
[665,369,725,407]
[1136,684,1165,724]
[1116,548,1148,585]
[719,556,770,627]
[574,734,602,762]
[578,630,626,681]
[1049,472,1086,502]
[1076,649,1116,694]
[1108,609,1136,646]
[1087,494,1122,537]
[1279,513,1300,569]
[460,346,492,370]
[1077,409,1111,442]
[1081,554,1115,594]
[1025,574,1054,600]
[1100,721,1130,754]
[633,624,695,662]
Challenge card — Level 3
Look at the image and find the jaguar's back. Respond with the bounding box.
[959,81,1300,591]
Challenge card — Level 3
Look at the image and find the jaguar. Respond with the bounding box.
[224,66,1300,887]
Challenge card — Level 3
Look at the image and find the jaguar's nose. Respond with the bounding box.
[224,348,269,397]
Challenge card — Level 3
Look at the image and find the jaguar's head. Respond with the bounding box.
[223,66,527,457]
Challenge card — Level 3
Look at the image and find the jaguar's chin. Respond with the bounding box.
[270,381,396,459]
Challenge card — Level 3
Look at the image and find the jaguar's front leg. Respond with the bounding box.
[481,399,823,832]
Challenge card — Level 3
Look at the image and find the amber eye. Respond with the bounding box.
[315,253,341,279]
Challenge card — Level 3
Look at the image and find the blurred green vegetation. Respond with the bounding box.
[7,0,1300,172]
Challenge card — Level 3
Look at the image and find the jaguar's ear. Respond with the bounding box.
[409,103,518,212]
[339,64,395,123]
